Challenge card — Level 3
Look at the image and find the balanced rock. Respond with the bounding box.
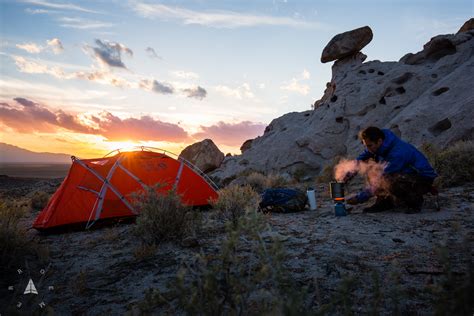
[321,26,373,63]
[179,139,224,173]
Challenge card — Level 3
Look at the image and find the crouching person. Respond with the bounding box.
[345,126,437,213]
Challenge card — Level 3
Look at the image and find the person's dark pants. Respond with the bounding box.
[374,174,434,209]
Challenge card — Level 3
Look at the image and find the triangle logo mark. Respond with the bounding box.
[24,278,38,295]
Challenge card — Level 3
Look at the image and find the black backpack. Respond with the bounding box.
[259,188,308,213]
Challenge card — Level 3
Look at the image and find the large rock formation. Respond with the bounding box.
[211,20,474,184]
[179,139,224,173]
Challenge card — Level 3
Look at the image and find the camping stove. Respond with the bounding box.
[330,182,347,216]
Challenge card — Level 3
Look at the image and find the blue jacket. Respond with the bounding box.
[355,129,437,202]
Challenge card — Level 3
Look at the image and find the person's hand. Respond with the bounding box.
[346,194,359,205]
[342,171,357,183]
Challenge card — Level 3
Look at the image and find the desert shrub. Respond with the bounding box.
[133,243,157,262]
[245,171,289,193]
[266,172,290,188]
[172,210,309,315]
[245,172,269,192]
[211,184,261,227]
[132,185,201,245]
[0,201,30,270]
[421,141,474,187]
[426,242,473,315]
[30,190,50,210]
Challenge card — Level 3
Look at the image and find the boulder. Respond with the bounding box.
[457,18,474,33]
[179,139,224,173]
[240,139,253,153]
[321,26,373,63]
[400,35,457,65]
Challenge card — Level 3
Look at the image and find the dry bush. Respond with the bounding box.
[211,184,261,227]
[245,172,288,193]
[30,190,50,210]
[0,201,29,270]
[245,172,268,192]
[132,185,201,245]
[133,243,157,261]
[421,141,474,187]
[172,210,309,315]
[266,173,289,188]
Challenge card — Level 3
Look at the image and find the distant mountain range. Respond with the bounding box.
[0,142,71,164]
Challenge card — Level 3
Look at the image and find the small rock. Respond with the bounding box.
[181,236,199,248]
[392,238,405,243]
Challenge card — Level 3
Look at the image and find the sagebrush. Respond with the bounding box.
[421,141,474,187]
[243,171,289,193]
[132,185,201,244]
[30,190,50,210]
[211,184,261,227]
[0,201,28,270]
[172,210,308,315]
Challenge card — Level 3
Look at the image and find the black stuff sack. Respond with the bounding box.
[259,188,308,213]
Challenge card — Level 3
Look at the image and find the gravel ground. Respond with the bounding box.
[0,177,472,315]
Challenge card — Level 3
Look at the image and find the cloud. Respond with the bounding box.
[88,39,133,69]
[95,112,189,142]
[171,70,199,79]
[25,8,55,14]
[22,0,98,14]
[280,78,310,95]
[46,38,64,54]
[183,86,207,100]
[0,98,189,142]
[193,121,266,146]
[11,55,206,98]
[131,2,318,28]
[12,55,131,87]
[145,47,161,59]
[302,69,311,79]
[16,42,43,53]
[13,55,66,78]
[280,69,311,95]
[16,38,64,54]
[0,97,65,133]
[58,17,115,30]
[215,83,254,99]
[13,97,37,107]
[74,70,131,88]
[139,79,174,94]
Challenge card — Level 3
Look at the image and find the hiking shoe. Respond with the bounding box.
[363,197,394,213]
[404,197,423,214]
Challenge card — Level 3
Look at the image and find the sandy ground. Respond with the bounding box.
[0,177,472,315]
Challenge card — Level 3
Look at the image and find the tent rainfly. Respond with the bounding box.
[33,148,219,230]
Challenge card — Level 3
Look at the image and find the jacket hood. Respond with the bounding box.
[377,129,398,156]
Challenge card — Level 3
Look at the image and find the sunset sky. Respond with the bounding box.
[0,0,471,158]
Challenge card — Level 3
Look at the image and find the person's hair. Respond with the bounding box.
[359,126,385,142]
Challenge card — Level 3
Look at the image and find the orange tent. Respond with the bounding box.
[33,148,219,230]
